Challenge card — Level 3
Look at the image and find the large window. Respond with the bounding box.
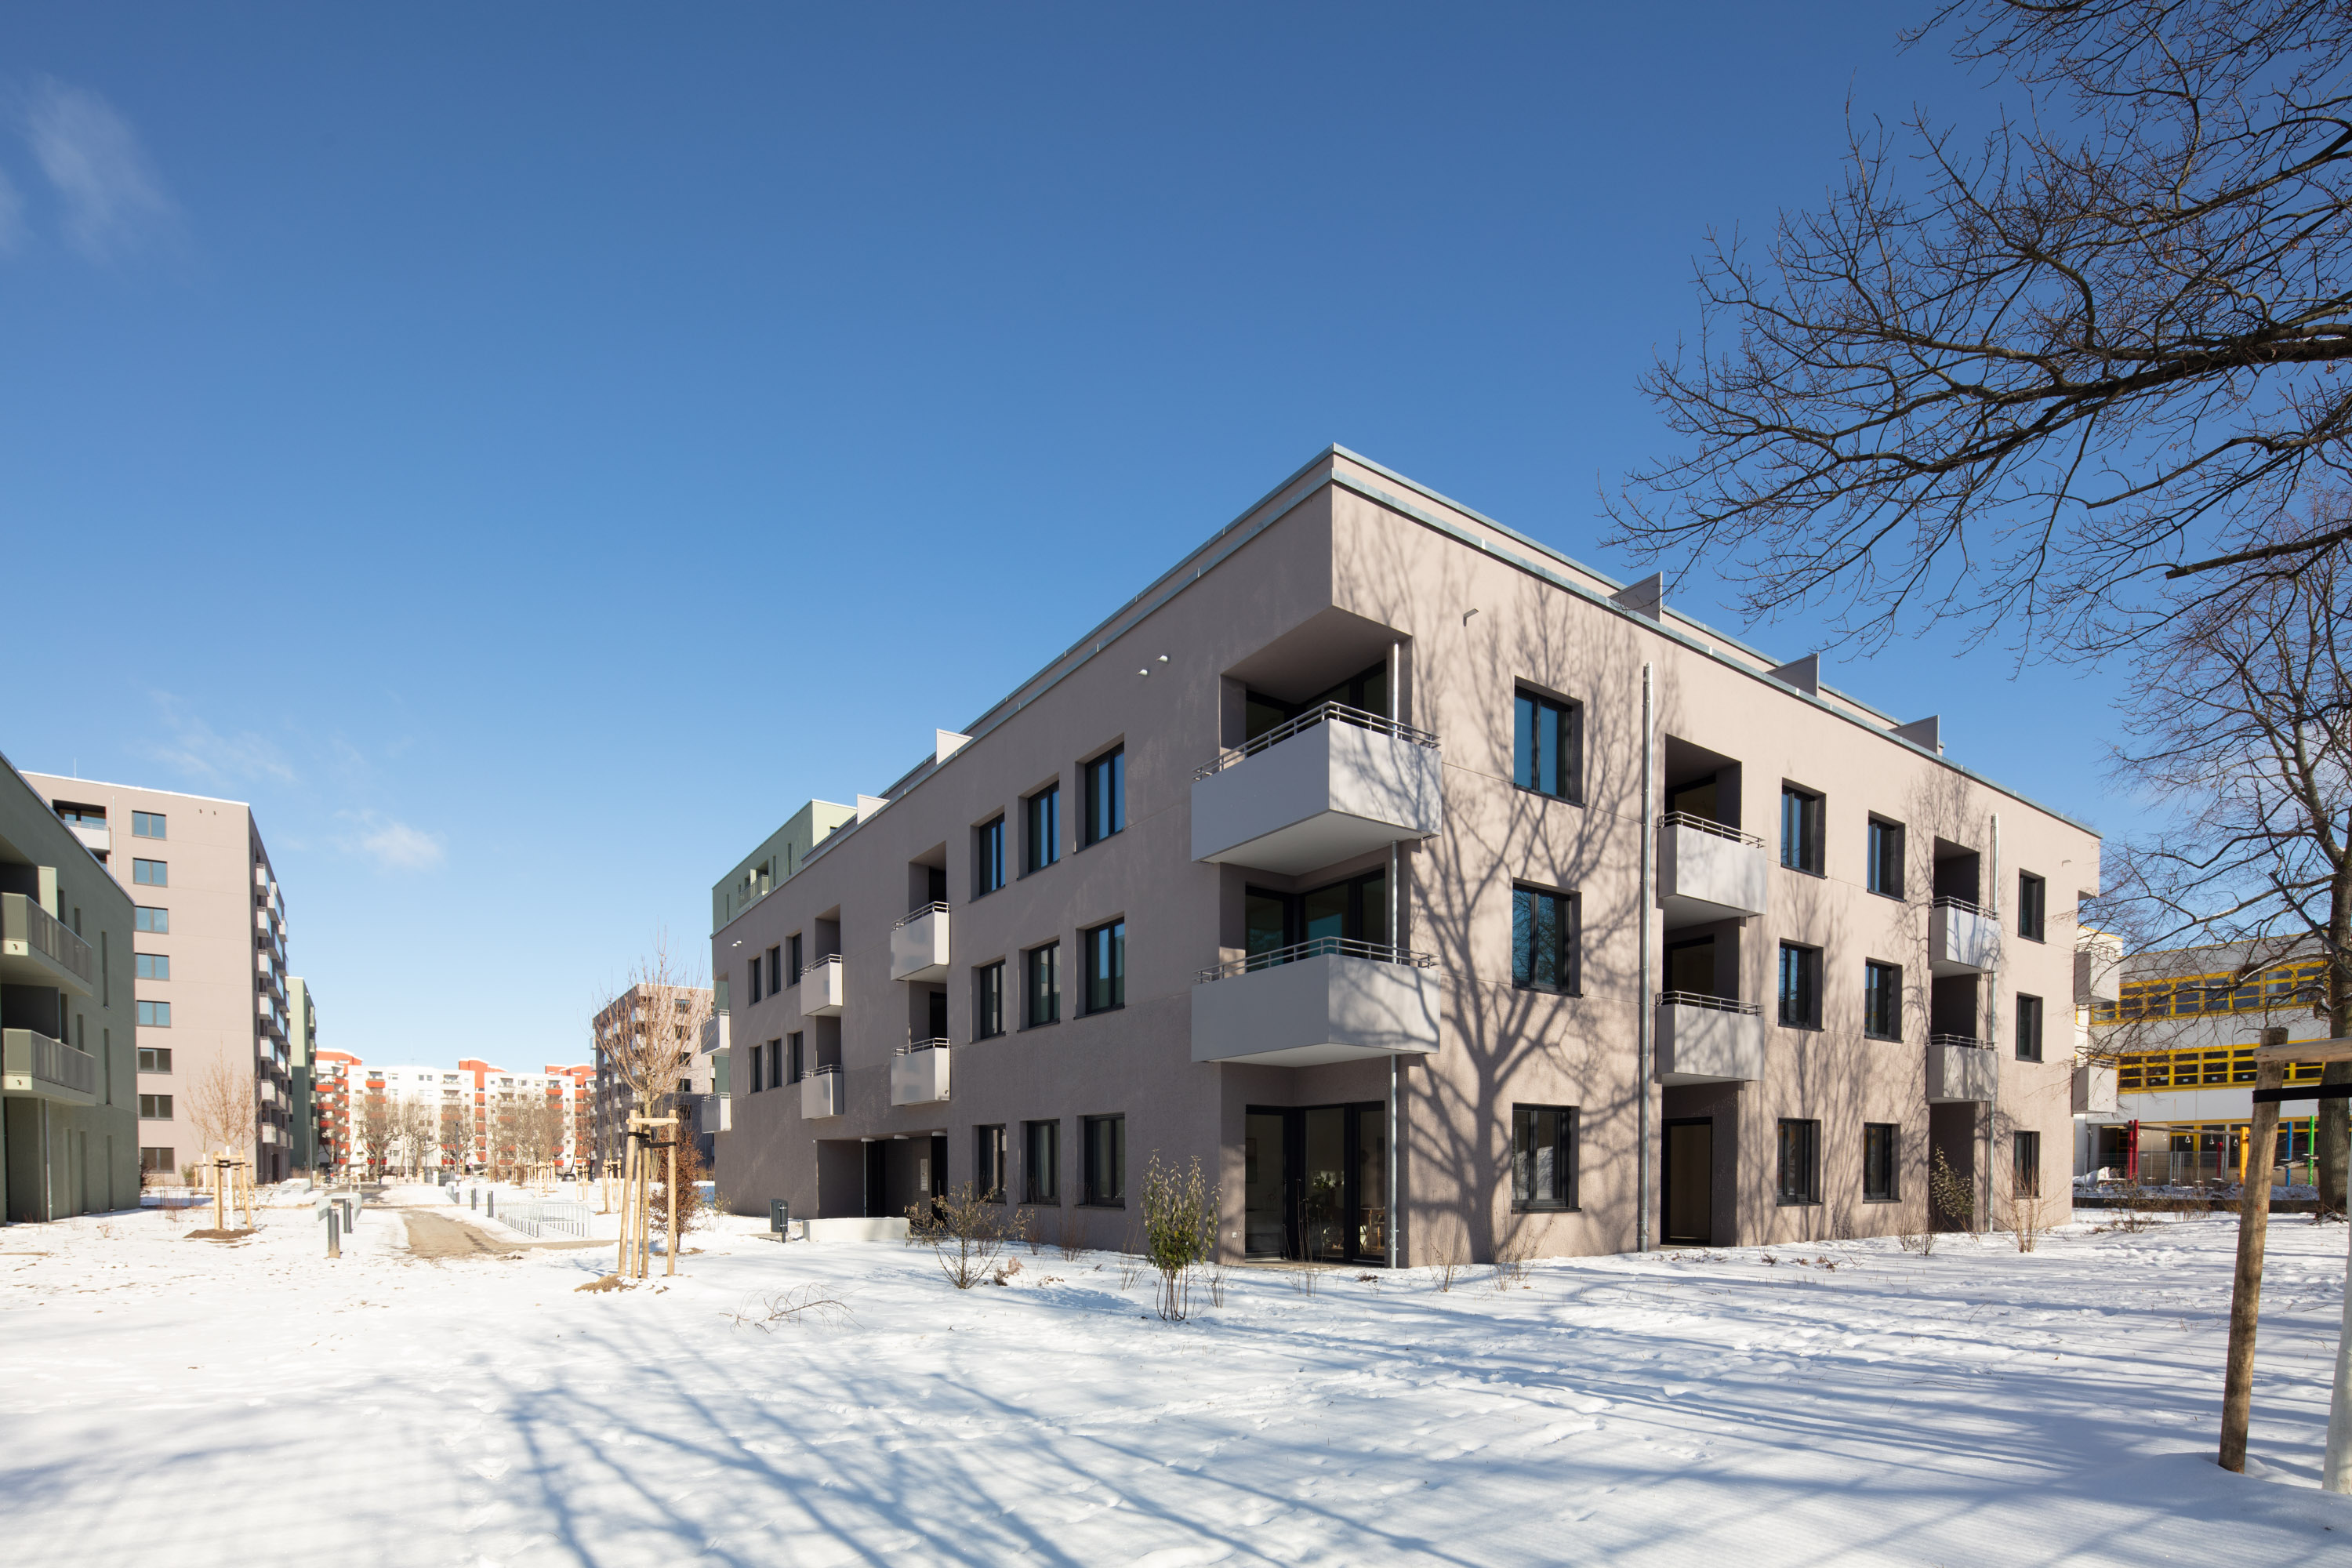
[132,858,167,887]
[1780,785,1824,873]
[1248,869,1388,959]
[1024,1119,1060,1203]
[140,1146,176,1173]
[137,1047,172,1073]
[137,1000,171,1028]
[787,933,803,985]
[1863,1123,1899,1200]
[2014,1131,2042,1199]
[787,1033,804,1084]
[135,953,170,981]
[1083,920,1125,1014]
[975,1125,1007,1202]
[1511,886,1578,993]
[1512,689,1581,801]
[1083,747,1125,847]
[2016,993,2045,1062]
[974,817,1006,898]
[1082,1114,1126,1206]
[131,811,166,839]
[1511,1105,1578,1210]
[139,1093,173,1120]
[1026,942,1062,1026]
[1865,818,1904,898]
[1778,942,1822,1028]
[135,906,169,933]
[1777,1119,1821,1204]
[1024,783,1062,873]
[2018,872,2046,942]
[746,957,762,1005]
[1864,960,1903,1040]
[975,962,1005,1040]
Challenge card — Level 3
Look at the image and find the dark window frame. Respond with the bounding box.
[139,1093,173,1120]
[1862,1123,1900,1201]
[1509,1104,1580,1211]
[975,1124,1007,1202]
[1082,746,1126,848]
[765,946,782,996]
[2017,872,2047,942]
[135,952,170,981]
[974,817,1007,899]
[974,961,1006,1040]
[1777,942,1824,1029]
[132,858,167,887]
[136,1000,172,1028]
[135,906,169,933]
[1780,784,1825,875]
[786,932,803,985]
[2014,1130,2042,1199]
[2016,993,2045,1062]
[1022,783,1062,876]
[1777,1118,1822,1205]
[1511,885,1581,994]
[788,1033,804,1084]
[1025,941,1062,1028]
[1865,818,1905,899]
[1081,1113,1127,1207]
[137,1046,172,1073]
[131,810,166,839]
[1082,919,1126,1015]
[1863,960,1903,1041]
[1512,687,1584,803]
[1023,1118,1060,1204]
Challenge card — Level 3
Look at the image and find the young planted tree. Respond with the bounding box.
[185,1058,256,1189]
[1140,1154,1221,1322]
[597,935,713,1279]
[2097,537,2352,1210]
[1612,1,2352,655]
[906,1181,1032,1289]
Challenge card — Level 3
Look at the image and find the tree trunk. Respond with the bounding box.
[2323,873,2352,1218]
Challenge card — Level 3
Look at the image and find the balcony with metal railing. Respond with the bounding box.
[1926,1033,1998,1102]
[1929,897,2000,975]
[2,1027,98,1106]
[1191,702,1442,875]
[1654,989,1766,1083]
[891,1038,951,1105]
[800,955,845,1018]
[799,1062,844,1118]
[891,903,950,983]
[1,893,96,996]
[1191,936,1439,1068]
[1657,812,1767,927]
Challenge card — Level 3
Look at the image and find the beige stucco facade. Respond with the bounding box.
[713,448,2099,1261]
[21,775,295,1183]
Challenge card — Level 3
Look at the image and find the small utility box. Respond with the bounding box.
[769,1199,790,1240]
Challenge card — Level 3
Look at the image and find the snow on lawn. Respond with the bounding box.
[5,1193,2352,1566]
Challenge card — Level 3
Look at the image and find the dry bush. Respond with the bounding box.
[1929,1147,1976,1235]
[1056,1204,1085,1261]
[1491,1236,1533,1290]
[908,1181,1030,1290]
[1288,1266,1319,1298]
[1139,1153,1219,1322]
[1897,1229,1936,1254]
[2009,1177,2048,1254]
[1207,1263,1229,1308]
[727,1284,852,1329]
[1432,1234,1467,1292]
[648,1131,712,1250]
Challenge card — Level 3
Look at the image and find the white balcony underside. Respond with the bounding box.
[1654,1002,1766,1084]
[1657,822,1767,925]
[1929,903,2000,976]
[1191,952,1439,1068]
[890,909,950,983]
[1192,721,1441,875]
[1928,1042,1998,1103]
[891,1047,951,1105]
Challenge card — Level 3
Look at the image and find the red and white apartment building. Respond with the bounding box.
[320,1053,593,1178]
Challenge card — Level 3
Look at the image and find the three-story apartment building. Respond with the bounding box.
[714,448,2100,1261]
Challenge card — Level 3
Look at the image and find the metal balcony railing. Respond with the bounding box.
[1196,936,1436,984]
[2,893,96,986]
[1932,895,1987,916]
[1656,989,1762,1015]
[897,1037,952,1055]
[1659,811,1764,849]
[799,954,844,982]
[804,1061,842,1077]
[1194,701,1439,780]
[3,1028,98,1097]
[1929,1032,1987,1049]
[893,902,949,931]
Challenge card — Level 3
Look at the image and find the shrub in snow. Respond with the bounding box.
[1139,1154,1218,1322]
[908,1181,1031,1290]
[1929,1148,1976,1236]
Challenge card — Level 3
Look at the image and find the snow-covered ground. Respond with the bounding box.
[5,1189,2351,1565]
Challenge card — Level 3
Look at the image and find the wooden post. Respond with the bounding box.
[666,1135,679,1278]
[213,1149,226,1232]
[2220,1027,2288,1472]
[619,1120,638,1278]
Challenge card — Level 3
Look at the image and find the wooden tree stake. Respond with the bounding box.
[2220,1028,2288,1472]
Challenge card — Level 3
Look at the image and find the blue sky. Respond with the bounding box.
[0,5,2125,1067]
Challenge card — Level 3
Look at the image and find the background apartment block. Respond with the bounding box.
[713,448,2100,1262]
[1,753,136,1221]
[591,984,715,1175]
[286,976,321,1170]
[316,1047,358,1175]
[20,774,295,1183]
[353,1057,592,1178]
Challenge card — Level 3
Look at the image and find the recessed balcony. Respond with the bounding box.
[1929,898,2000,975]
[891,1040,952,1105]
[800,955,845,1018]
[1192,704,1442,875]
[2072,1062,2117,1116]
[2,1028,98,1106]
[1190,938,1440,1068]
[891,904,950,983]
[0,893,96,996]
[800,1064,843,1118]
[1653,991,1766,1083]
[1657,814,1767,926]
[1927,1035,1998,1102]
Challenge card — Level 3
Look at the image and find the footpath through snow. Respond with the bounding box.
[4,1190,2352,1565]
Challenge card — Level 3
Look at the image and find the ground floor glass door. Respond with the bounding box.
[1245,1102,1387,1263]
[1663,1120,1712,1244]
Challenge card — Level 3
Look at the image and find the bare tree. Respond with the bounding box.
[1612,1,2352,654]
[2097,527,2352,1207]
[186,1057,256,1168]
[391,1094,437,1181]
[357,1090,393,1181]
[597,934,714,1276]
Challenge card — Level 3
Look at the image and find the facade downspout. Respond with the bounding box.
[1986,812,2002,1228]
[1637,662,1656,1252]
[1388,640,1404,1269]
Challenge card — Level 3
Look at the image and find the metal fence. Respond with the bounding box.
[445,1184,593,1239]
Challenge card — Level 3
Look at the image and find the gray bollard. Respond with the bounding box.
[487,1191,495,1219]
[327,1207,340,1258]
[470,1189,478,1211]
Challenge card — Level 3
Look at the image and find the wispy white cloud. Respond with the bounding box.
[340,811,446,872]
[25,78,173,260]
[0,166,24,254]
[146,697,298,786]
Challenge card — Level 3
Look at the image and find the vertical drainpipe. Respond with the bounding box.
[1388,640,1404,1269]
[1987,812,2002,1227]
[1637,662,1656,1252]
